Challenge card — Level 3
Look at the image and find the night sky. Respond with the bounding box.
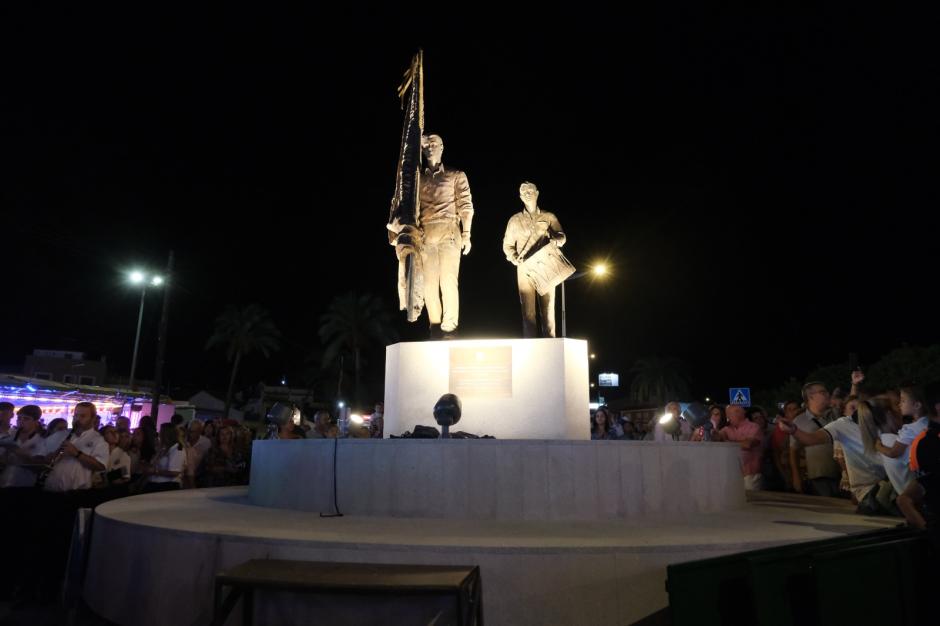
[3,8,937,403]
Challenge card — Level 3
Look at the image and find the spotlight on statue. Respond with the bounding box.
[681,402,709,428]
[681,402,713,440]
[265,402,300,439]
[658,411,680,437]
[433,393,462,439]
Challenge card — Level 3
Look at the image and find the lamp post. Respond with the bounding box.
[149,251,174,427]
[589,352,597,402]
[560,263,609,338]
[127,270,164,390]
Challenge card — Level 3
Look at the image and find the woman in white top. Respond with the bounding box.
[143,423,185,492]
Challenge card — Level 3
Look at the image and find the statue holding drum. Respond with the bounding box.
[502,182,575,338]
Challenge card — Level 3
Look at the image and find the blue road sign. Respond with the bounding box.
[729,387,751,407]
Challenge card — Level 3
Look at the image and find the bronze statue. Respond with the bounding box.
[502,182,572,338]
[387,52,474,339]
[416,134,474,338]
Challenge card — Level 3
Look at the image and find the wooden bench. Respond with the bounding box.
[212,559,483,626]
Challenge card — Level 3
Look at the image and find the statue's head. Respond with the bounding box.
[519,181,539,210]
[421,134,444,162]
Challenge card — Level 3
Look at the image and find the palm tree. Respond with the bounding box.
[629,356,690,405]
[206,304,282,418]
[318,292,398,407]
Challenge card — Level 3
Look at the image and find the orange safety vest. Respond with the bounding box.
[909,427,940,473]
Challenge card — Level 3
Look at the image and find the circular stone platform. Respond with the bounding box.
[247,439,747,521]
[83,487,896,626]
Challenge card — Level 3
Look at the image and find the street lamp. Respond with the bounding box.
[560,262,611,338]
[127,270,164,390]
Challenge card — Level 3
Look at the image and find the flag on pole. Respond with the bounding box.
[387,50,425,322]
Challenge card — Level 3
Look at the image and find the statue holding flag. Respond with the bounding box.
[387,52,475,339]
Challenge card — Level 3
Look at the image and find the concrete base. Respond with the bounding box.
[248,439,746,521]
[83,488,897,626]
[384,338,589,440]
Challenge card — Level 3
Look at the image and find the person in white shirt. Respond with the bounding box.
[143,423,185,492]
[11,403,106,602]
[42,402,108,493]
[644,402,694,442]
[783,400,890,513]
[183,420,212,488]
[789,382,841,497]
[0,401,15,470]
[0,405,47,488]
[874,386,930,495]
[101,425,131,485]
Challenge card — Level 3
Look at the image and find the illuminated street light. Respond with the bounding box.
[561,261,612,338]
[126,269,165,390]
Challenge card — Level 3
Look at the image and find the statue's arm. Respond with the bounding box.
[503,218,520,264]
[548,213,567,247]
[455,171,474,233]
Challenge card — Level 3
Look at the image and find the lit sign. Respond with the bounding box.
[598,372,619,387]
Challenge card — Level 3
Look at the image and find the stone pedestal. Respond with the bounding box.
[384,338,589,440]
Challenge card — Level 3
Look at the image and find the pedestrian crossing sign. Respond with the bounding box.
[729,387,751,407]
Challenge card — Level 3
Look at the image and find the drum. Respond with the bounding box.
[521,244,576,296]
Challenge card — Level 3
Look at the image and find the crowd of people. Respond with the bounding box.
[0,397,390,604]
[0,401,258,604]
[590,369,940,547]
[269,403,385,440]
[0,403,254,495]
